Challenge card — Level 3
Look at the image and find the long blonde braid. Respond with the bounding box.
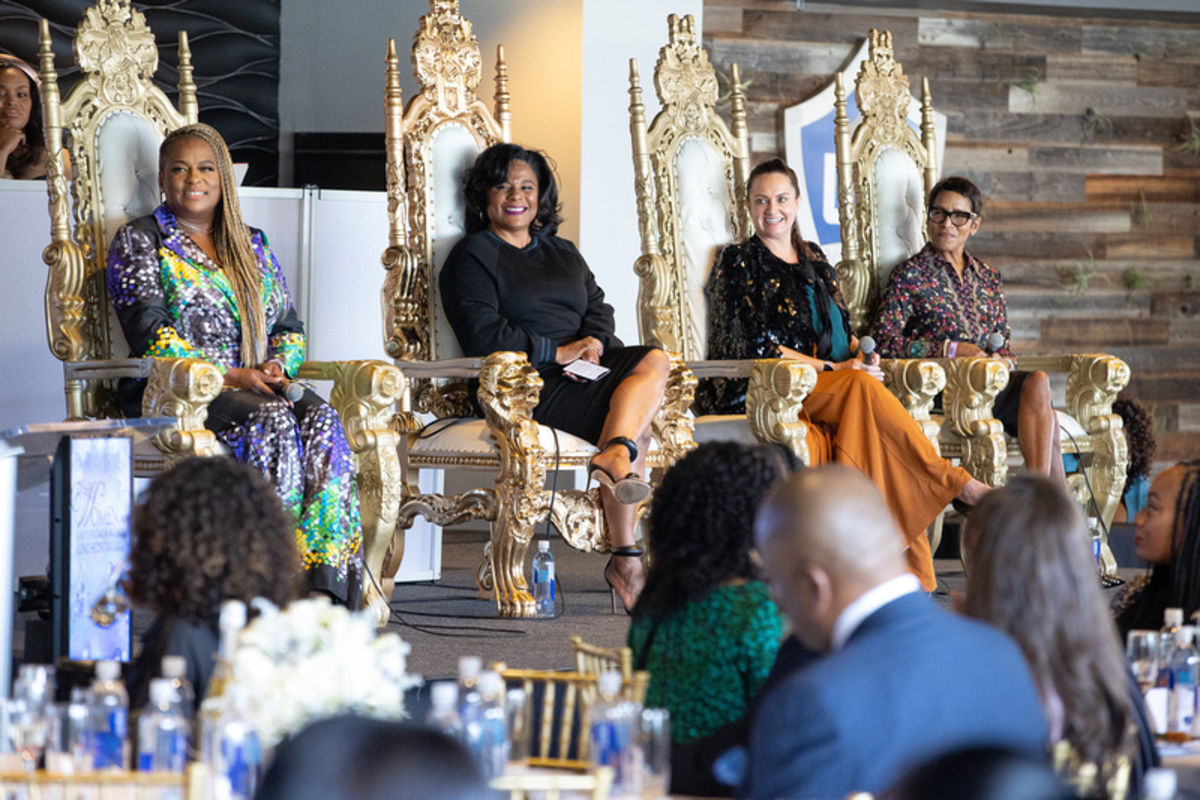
[160,123,267,369]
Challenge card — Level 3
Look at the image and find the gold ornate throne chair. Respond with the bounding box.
[628,14,817,463]
[39,0,404,614]
[836,30,1130,562]
[381,1,696,618]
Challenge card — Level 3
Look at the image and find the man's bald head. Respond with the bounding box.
[754,465,910,649]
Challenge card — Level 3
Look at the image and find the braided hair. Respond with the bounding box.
[159,124,268,369]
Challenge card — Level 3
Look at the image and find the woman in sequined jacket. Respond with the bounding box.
[107,123,363,608]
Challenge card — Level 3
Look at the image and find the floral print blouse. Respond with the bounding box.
[872,243,1013,359]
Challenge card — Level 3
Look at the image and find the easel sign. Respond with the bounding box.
[50,435,133,662]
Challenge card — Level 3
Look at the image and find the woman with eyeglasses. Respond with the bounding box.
[697,159,989,592]
[873,176,1064,484]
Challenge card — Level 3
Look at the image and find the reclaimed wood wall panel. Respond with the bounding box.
[705,0,1200,470]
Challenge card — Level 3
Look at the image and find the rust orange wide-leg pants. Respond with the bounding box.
[800,370,972,591]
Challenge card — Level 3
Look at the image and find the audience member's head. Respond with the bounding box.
[256,715,486,800]
[126,456,299,623]
[0,55,47,180]
[961,476,1134,779]
[633,442,794,619]
[462,141,563,237]
[1118,459,1200,632]
[1113,396,1156,487]
[754,464,908,652]
[884,747,1073,800]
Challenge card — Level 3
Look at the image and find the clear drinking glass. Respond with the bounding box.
[1127,629,1161,693]
[45,694,91,774]
[7,698,48,773]
[638,708,670,798]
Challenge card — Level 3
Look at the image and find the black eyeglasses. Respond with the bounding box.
[928,206,978,227]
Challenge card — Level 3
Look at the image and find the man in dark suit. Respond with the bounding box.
[744,465,1048,800]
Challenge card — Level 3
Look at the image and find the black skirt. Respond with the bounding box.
[532,345,660,445]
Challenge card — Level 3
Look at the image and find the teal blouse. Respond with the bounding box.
[627,581,784,743]
[807,286,852,361]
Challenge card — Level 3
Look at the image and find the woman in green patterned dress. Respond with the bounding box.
[628,442,791,796]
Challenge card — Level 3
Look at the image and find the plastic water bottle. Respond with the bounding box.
[200,600,247,768]
[88,659,129,769]
[457,655,483,721]
[426,682,464,740]
[1144,767,1179,799]
[463,670,508,779]
[1166,627,1199,742]
[213,686,262,800]
[1088,517,1102,567]
[137,678,187,773]
[589,670,642,795]
[532,540,556,618]
[160,655,195,719]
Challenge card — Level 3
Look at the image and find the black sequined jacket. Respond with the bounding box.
[695,235,849,415]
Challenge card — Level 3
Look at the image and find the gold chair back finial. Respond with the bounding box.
[630,14,751,361]
[834,28,937,335]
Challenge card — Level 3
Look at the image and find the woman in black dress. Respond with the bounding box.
[440,143,669,613]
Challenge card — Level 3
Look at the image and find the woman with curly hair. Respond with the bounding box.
[628,442,790,796]
[440,142,670,612]
[1114,459,1200,638]
[962,476,1156,797]
[1113,396,1156,522]
[126,456,299,712]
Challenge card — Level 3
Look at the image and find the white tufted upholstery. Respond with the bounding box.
[871,147,925,282]
[692,415,761,446]
[97,110,161,242]
[409,418,662,463]
[675,137,735,359]
[428,122,480,361]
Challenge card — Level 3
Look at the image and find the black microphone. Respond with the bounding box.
[858,335,878,366]
[984,332,1005,355]
[274,380,310,403]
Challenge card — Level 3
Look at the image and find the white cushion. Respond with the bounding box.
[871,147,925,283]
[674,136,735,359]
[428,122,480,361]
[693,414,758,446]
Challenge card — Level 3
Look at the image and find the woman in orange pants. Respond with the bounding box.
[695,159,988,589]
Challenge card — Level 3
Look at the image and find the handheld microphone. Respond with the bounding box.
[985,332,1005,355]
[283,380,306,403]
[858,335,878,366]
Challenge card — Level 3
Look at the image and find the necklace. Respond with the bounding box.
[176,217,213,236]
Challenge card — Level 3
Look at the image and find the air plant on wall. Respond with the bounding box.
[1176,116,1200,155]
[1081,107,1113,145]
[1067,251,1098,300]
[1121,267,1153,307]
[1014,65,1042,102]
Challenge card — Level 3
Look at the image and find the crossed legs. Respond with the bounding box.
[1016,370,1066,486]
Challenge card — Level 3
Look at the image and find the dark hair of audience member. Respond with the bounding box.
[928,174,983,216]
[962,477,1135,776]
[883,747,1074,800]
[256,715,486,800]
[0,63,46,177]
[125,456,299,623]
[462,142,563,237]
[1113,396,1156,483]
[632,442,792,619]
[746,157,817,262]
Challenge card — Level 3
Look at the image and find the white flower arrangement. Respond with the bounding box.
[220,597,422,749]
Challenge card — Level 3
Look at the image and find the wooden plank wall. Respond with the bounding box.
[704,0,1200,468]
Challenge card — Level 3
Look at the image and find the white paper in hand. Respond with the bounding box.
[563,359,611,382]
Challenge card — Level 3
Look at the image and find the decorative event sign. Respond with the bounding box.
[782,39,948,267]
[67,437,132,661]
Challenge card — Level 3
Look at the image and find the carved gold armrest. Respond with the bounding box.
[688,359,818,464]
[940,356,1010,486]
[298,359,408,612]
[139,357,223,466]
[650,352,697,467]
[881,358,945,449]
[633,253,681,354]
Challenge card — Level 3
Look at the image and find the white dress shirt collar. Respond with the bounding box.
[829,573,923,652]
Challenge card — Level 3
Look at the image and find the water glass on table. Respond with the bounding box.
[1128,629,1163,693]
[8,664,55,773]
[639,708,670,798]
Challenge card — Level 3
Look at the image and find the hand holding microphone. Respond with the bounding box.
[984,331,1005,356]
[858,335,878,366]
